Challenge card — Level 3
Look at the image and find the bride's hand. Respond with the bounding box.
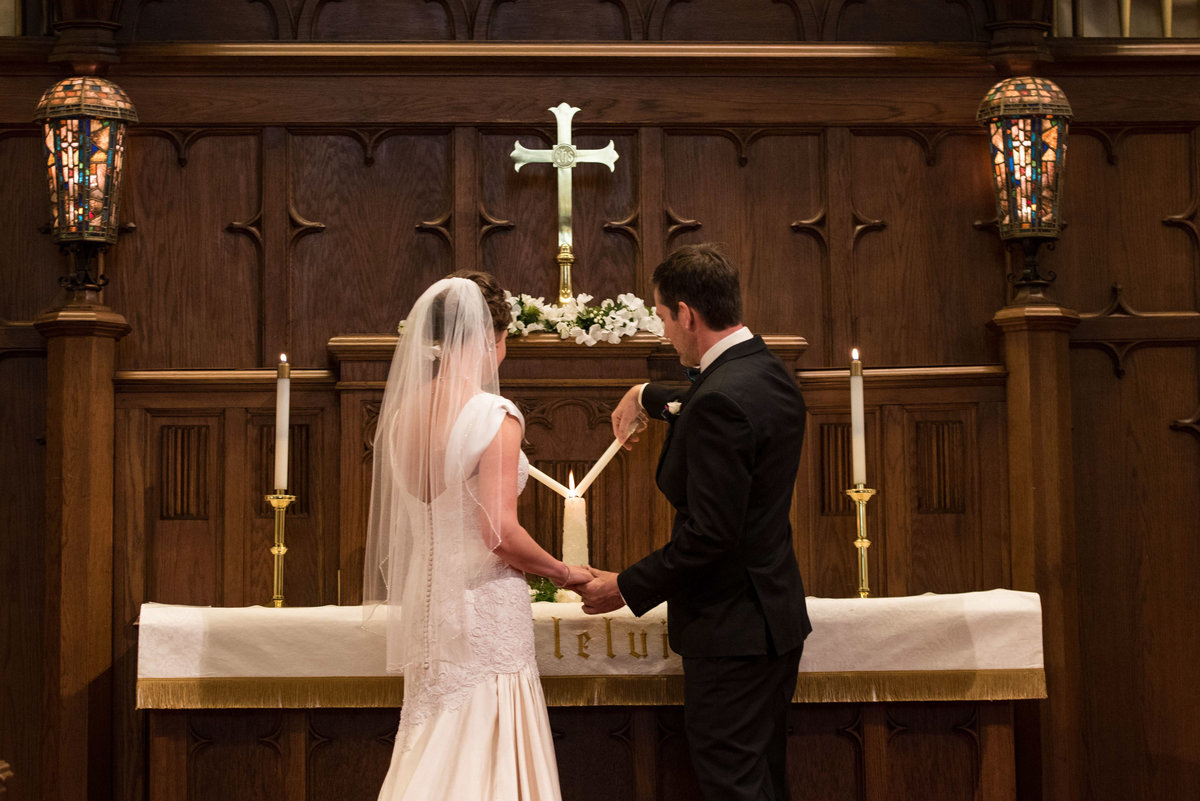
[558,565,591,589]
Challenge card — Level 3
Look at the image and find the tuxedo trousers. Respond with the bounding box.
[682,644,803,801]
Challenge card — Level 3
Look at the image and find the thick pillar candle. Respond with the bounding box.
[274,354,290,491]
[850,349,866,486]
[562,472,588,566]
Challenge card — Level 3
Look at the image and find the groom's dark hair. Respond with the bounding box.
[652,243,742,330]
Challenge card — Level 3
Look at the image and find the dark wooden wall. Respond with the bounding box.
[3,2,1200,801]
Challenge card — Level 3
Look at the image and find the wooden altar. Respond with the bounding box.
[136,593,1043,801]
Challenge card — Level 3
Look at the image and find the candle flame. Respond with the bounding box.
[280,353,288,363]
[851,348,859,361]
[567,471,576,493]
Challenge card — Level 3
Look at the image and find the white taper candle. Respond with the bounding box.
[274,354,290,491]
[850,348,866,486]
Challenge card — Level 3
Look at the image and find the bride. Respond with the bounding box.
[364,271,589,800]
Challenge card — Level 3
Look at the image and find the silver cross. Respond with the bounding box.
[511,102,619,262]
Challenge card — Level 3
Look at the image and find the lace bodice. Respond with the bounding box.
[396,446,536,749]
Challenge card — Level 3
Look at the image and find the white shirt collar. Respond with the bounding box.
[699,326,753,373]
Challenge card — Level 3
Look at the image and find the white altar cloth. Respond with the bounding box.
[136,589,1045,708]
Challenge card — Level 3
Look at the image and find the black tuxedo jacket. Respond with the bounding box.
[617,336,811,658]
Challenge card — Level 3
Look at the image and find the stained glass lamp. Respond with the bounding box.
[977,76,1072,296]
[34,76,138,289]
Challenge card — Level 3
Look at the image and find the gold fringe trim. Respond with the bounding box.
[138,668,1044,710]
[137,677,405,710]
[792,669,1047,703]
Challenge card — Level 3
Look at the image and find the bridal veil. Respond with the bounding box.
[363,277,512,676]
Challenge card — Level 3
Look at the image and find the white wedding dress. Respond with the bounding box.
[377,397,562,801]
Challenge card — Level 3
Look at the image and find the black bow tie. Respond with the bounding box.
[684,366,702,382]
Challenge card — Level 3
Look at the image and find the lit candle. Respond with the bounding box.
[562,472,588,566]
[850,348,865,486]
[274,354,290,491]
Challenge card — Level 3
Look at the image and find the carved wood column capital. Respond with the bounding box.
[34,290,131,341]
[47,18,121,74]
[990,303,1081,335]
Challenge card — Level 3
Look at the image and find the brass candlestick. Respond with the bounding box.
[556,243,574,305]
[266,490,295,607]
[844,484,876,598]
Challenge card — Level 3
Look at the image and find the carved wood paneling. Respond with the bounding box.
[663,129,825,347]
[832,0,984,42]
[289,130,454,367]
[311,0,457,42]
[148,702,1018,801]
[785,705,864,801]
[884,704,978,799]
[111,0,993,43]
[658,0,806,41]
[550,708,639,801]
[903,409,981,593]
[915,420,965,514]
[187,711,288,801]
[1051,129,1195,316]
[0,129,65,320]
[819,422,855,516]
[1070,346,1200,801]
[484,0,630,41]
[107,132,261,369]
[1072,283,1200,378]
[126,1,279,42]
[849,130,1003,367]
[160,424,209,520]
[148,413,223,605]
[0,357,45,801]
[306,710,396,801]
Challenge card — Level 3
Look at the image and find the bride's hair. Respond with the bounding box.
[445,270,509,334]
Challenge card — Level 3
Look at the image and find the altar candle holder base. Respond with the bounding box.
[844,484,877,598]
[556,243,574,305]
[266,491,296,607]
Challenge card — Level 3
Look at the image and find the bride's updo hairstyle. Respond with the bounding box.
[445,270,510,335]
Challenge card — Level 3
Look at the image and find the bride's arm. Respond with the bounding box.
[480,415,589,587]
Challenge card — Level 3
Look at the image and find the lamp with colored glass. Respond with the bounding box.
[34,75,137,291]
[977,76,1072,301]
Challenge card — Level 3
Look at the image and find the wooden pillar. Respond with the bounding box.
[35,288,130,801]
[991,302,1085,801]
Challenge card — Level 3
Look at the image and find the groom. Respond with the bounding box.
[579,243,811,801]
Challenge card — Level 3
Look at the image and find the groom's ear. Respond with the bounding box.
[676,302,697,331]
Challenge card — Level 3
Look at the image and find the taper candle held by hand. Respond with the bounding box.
[528,465,569,498]
[574,411,647,496]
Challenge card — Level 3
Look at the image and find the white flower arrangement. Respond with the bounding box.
[664,400,683,417]
[506,291,664,346]
[399,290,664,347]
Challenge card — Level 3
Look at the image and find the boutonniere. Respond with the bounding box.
[664,400,683,417]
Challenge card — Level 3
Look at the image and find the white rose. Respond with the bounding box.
[666,401,682,415]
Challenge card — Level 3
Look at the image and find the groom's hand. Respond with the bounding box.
[613,385,648,450]
[579,567,626,614]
